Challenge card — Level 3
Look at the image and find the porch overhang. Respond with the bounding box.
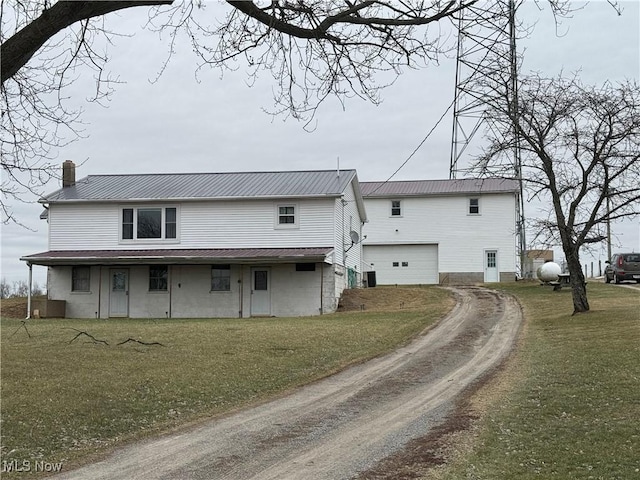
[20,247,334,266]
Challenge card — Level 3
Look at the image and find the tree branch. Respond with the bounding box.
[1,0,172,83]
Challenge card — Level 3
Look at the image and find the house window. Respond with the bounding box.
[296,263,316,271]
[122,209,134,239]
[391,200,402,216]
[278,205,296,224]
[149,265,168,291]
[402,262,409,267]
[275,204,298,228]
[469,198,480,215]
[121,207,178,241]
[72,266,90,292]
[211,265,231,291]
[165,208,177,239]
[392,262,399,267]
[138,208,162,238]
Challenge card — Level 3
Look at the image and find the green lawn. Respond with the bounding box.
[434,282,640,479]
[0,286,451,476]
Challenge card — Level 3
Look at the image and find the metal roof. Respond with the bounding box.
[21,247,334,266]
[360,178,519,197]
[42,170,358,203]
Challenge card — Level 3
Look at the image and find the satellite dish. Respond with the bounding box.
[350,231,360,244]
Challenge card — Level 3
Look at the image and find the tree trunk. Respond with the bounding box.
[564,246,590,314]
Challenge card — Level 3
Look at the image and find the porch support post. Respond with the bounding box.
[26,262,33,319]
[320,262,324,315]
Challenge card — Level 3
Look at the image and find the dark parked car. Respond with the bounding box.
[605,253,640,283]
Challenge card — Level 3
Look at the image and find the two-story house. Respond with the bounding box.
[21,163,367,318]
[360,178,520,285]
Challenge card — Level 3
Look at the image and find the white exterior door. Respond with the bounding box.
[109,269,129,317]
[363,245,439,285]
[250,268,271,316]
[484,250,499,282]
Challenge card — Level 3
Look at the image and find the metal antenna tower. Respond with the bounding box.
[449,0,527,276]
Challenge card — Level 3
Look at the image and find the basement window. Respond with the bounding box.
[71,266,90,292]
[296,263,316,271]
[149,265,168,291]
[211,265,231,291]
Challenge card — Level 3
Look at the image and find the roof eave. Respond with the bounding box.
[20,252,334,267]
[41,193,344,204]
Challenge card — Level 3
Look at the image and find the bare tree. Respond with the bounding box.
[477,74,640,313]
[11,279,29,297]
[0,278,11,299]
[2,0,577,224]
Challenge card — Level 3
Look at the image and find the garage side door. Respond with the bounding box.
[364,245,439,285]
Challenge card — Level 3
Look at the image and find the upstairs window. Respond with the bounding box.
[276,204,298,228]
[122,207,177,241]
[469,198,480,215]
[391,200,402,216]
[211,265,231,292]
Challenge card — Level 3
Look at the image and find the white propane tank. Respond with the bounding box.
[537,262,562,283]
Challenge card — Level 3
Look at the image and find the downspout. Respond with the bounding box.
[320,262,324,315]
[26,262,32,319]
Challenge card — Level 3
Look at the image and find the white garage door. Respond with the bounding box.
[364,245,439,285]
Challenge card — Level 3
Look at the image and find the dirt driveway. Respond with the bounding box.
[52,286,522,480]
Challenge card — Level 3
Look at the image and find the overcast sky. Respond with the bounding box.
[1,1,639,287]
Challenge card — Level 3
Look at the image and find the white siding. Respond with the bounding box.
[48,204,119,250]
[332,181,364,278]
[364,245,438,285]
[44,177,366,317]
[362,193,517,276]
[48,198,337,251]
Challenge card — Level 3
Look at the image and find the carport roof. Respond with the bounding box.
[360,178,519,197]
[21,247,334,266]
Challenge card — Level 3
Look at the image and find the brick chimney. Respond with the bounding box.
[62,160,76,187]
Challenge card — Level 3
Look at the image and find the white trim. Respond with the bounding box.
[390,199,402,217]
[468,197,480,215]
[119,205,180,244]
[274,203,299,229]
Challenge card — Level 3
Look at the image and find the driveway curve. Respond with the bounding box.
[52,286,522,480]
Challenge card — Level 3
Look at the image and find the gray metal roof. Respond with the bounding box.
[42,170,358,203]
[360,178,519,197]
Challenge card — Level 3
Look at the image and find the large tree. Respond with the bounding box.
[1,0,578,224]
[477,74,640,313]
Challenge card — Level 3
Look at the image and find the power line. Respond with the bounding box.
[366,98,455,196]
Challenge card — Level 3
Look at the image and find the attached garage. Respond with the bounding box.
[363,244,439,285]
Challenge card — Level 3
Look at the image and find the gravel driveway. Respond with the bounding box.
[52,286,522,480]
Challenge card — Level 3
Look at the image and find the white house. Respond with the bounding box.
[360,178,520,285]
[22,163,367,318]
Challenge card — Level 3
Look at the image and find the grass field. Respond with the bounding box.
[2,283,638,479]
[432,282,640,480]
[0,286,452,476]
